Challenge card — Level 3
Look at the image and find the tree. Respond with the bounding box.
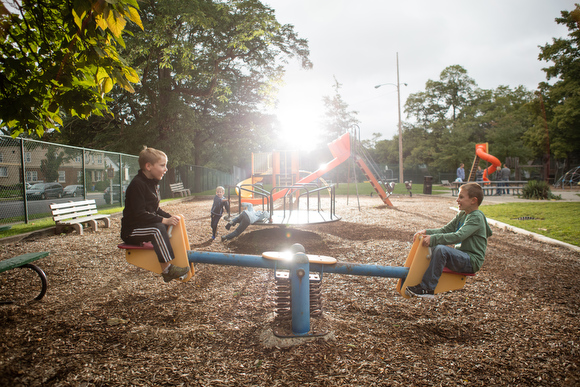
[536,4,580,165]
[69,0,311,169]
[0,0,144,138]
[398,66,536,177]
[40,148,66,183]
[321,77,360,144]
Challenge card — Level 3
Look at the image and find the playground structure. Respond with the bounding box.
[232,133,395,226]
[118,218,474,337]
[554,165,580,188]
[467,143,501,182]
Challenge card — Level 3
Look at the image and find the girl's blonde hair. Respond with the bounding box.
[139,146,167,170]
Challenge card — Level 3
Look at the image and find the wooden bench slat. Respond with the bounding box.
[170,182,191,197]
[58,214,110,225]
[50,199,110,235]
[51,204,97,214]
[52,209,99,222]
[0,252,50,273]
[49,200,95,209]
[52,208,98,220]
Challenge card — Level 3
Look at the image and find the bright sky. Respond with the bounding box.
[265,0,575,150]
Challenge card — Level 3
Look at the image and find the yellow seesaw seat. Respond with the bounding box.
[262,251,337,265]
[118,215,194,282]
[396,236,474,298]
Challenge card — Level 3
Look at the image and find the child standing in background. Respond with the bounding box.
[210,186,230,240]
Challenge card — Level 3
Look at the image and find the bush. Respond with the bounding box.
[94,180,110,192]
[522,180,561,200]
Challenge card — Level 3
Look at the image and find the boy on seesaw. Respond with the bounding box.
[121,147,190,282]
[406,182,492,299]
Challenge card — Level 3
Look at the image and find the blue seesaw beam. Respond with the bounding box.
[187,251,409,279]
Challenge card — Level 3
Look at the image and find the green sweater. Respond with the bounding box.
[426,209,492,272]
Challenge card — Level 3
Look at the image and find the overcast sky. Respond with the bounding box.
[264,0,575,149]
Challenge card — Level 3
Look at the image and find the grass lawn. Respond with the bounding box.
[480,202,580,247]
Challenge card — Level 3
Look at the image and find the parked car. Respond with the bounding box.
[63,184,84,197]
[26,182,64,200]
[103,184,128,204]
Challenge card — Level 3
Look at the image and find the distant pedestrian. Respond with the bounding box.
[476,166,484,182]
[456,163,465,182]
[499,164,511,195]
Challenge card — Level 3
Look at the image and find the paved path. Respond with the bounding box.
[435,188,580,204]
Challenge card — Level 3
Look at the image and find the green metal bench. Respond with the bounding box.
[0,252,50,304]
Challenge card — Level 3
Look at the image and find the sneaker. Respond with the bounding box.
[225,223,232,231]
[405,284,435,299]
[211,235,216,240]
[162,265,190,283]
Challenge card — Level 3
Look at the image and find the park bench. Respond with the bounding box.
[170,182,191,197]
[0,251,49,304]
[451,181,527,196]
[50,199,111,235]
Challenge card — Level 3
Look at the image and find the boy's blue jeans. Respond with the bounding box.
[421,245,474,291]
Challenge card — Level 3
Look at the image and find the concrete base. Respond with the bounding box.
[259,326,335,348]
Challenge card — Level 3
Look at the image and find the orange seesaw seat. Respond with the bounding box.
[396,236,474,299]
[118,215,194,282]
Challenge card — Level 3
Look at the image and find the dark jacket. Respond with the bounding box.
[211,195,228,216]
[121,170,171,240]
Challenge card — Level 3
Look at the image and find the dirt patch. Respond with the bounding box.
[0,195,579,386]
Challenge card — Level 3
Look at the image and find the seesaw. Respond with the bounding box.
[396,236,475,299]
[119,228,474,336]
[118,215,194,282]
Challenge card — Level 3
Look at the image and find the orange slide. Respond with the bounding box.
[239,133,352,205]
[475,143,501,181]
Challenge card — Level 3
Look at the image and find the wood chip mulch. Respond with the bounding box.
[0,195,578,386]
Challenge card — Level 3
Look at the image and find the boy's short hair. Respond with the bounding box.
[460,182,484,205]
[216,186,225,193]
[139,147,167,170]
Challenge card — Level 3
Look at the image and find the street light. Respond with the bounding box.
[374,53,406,184]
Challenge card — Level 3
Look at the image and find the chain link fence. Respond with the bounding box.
[0,135,141,225]
[1,136,245,226]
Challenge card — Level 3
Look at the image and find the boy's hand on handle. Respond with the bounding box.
[422,235,431,247]
[413,230,426,242]
[162,215,180,227]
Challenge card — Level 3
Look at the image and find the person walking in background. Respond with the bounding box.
[456,163,465,182]
[500,164,511,194]
[210,186,230,240]
[476,166,484,182]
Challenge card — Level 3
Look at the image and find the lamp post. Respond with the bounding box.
[374,53,406,183]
